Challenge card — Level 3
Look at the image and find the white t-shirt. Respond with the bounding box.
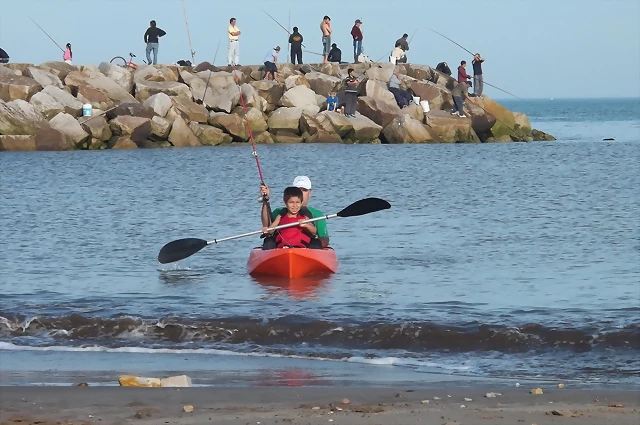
[264,49,278,63]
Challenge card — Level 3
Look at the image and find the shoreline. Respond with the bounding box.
[1,386,638,425]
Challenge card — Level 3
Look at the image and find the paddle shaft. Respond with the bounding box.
[207,214,337,245]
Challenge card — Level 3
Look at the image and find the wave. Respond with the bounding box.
[1,314,638,353]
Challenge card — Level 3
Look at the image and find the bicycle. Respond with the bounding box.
[109,52,147,69]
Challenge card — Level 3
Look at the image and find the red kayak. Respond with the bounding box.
[247,248,338,278]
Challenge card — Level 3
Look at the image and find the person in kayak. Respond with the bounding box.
[262,186,317,248]
[260,175,330,249]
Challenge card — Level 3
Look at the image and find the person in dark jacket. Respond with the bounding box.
[0,47,10,63]
[328,43,342,63]
[144,20,166,65]
[289,27,304,64]
[395,34,410,52]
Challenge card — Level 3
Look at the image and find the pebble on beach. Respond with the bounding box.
[530,388,544,395]
[558,383,565,388]
[183,405,194,413]
[341,398,350,404]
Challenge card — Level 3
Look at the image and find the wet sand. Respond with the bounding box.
[1,386,638,425]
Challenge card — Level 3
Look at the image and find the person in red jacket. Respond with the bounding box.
[262,186,317,248]
[457,60,471,83]
[350,19,363,63]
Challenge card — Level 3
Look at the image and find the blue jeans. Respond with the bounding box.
[146,42,158,65]
[452,96,465,113]
[353,40,362,58]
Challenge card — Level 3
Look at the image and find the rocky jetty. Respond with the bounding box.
[0,61,554,151]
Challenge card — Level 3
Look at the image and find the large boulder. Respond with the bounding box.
[194,70,240,87]
[284,74,310,90]
[179,69,218,110]
[143,92,173,117]
[232,106,268,132]
[29,91,65,120]
[34,126,75,151]
[474,97,517,139]
[356,96,402,128]
[134,80,191,102]
[532,129,556,141]
[252,130,274,144]
[305,130,342,143]
[271,130,304,143]
[304,72,342,96]
[0,65,21,76]
[0,74,42,101]
[362,79,397,105]
[404,64,437,83]
[401,103,425,123]
[279,85,320,114]
[76,85,114,110]
[107,136,138,149]
[424,110,478,143]
[48,112,90,147]
[208,112,249,141]
[134,65,179,83]
[6,99,46,125]
[317,111,353,137]
[267,107,302,134]
[365,63,395,82]
[189,122,232,145]
[171,96,209,123]
[25,67,63,89]
[382,115,433,143]
[109,116,152,142]
[513,112,532,136]
[98,62,134,92]
[106,103,155,120]
[80,115,112,142]
[42,85,83,116]
[299,112,324,136]
[249,80,284,112]
[0,135,36,151]
[410,81,453,111]
[168,116,203,147]
[316,62,341,78]
[65,71,138,104]
[150,116,172,139]
[0,100,44,135]
[38,61,76,80]
[344,114,383,142]
[462,101,496,135]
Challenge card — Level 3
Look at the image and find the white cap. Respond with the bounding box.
[292,175,312,190]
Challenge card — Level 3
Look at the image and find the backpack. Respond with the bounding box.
[436,62,451,75]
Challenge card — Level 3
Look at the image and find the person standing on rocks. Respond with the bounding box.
[457,60,471,83]
[289,27,304,65]
[451,80,472,118]
[63,43,73,65]
[351,19,363,63]
[227,18,241,66]
[144,20,166,65]
[320,16,332,64]
[343,68,359,118]
[263,46,280,81]
[472,53,485,97]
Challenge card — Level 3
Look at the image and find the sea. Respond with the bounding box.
[1,97,639,388]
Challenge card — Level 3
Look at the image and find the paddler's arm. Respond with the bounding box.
[260,184,272,227]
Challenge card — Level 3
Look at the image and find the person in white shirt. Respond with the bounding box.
[227,18,241,66]
[263,46,280,80]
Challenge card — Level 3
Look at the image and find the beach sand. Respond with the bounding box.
[1,386,638,425]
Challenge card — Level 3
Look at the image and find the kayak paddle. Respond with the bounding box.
[157,197,391,264]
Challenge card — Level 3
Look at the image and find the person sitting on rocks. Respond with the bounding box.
[388,68,413,109]
[436,62,452,76]
[451,80,473,118]
[326,91,343,113]
[263,46,280,80]
[390,43,407,64]
[0,47,10,63]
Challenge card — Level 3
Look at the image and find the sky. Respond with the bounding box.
[1,0,639,99]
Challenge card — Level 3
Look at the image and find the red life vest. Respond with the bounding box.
[275,213,312,248]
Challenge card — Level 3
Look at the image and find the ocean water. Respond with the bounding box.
[1,97,639,387]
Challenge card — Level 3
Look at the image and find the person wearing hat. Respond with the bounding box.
[260,176,330,249]
[328,43,343,63]
[263,46,281,81]
[450,80,473,118]
[351,19,363,63]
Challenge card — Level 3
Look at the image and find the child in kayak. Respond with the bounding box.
[262,186,317,248]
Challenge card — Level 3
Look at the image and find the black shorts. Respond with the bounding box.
[264,61,277,73]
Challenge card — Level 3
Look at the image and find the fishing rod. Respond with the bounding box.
[27,15,64,52]
[196,39,221,107]
[260,9,324,57]
[413,26,523,100]
[180,0,196,64]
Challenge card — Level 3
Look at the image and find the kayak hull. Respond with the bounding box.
[247,248,338,278]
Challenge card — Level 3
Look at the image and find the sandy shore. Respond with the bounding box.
[1,386,638,425]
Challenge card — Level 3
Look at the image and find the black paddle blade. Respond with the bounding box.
[337,197,391,218]
[157,238,208,264]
